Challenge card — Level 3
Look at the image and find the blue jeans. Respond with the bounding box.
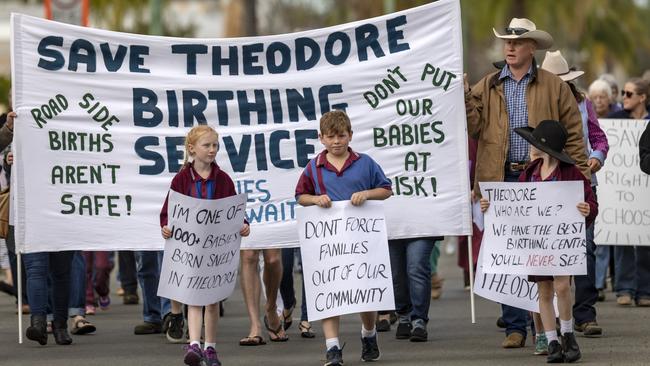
[614,246,650,301]
[23,251,73,322]
[594,245,610,289]
[279,248,308,321]
[572,223,597,324]
[501,169,529,336]
[68,251,86,317]
[388,238,434,323]
[136,250,170,324]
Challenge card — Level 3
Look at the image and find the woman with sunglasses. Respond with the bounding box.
[606,77,650,308]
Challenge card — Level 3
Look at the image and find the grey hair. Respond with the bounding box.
[588,79,612,98]
[598,73,618,90]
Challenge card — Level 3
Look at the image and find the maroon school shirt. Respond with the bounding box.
[160,162,237,227]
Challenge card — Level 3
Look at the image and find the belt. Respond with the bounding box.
[505,161,529,172]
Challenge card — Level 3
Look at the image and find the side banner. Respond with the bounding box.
[12,0,471,252]
[298,201,395,322]
[595,119,650,246]
[157,192,247,306]
[479,181,586,276]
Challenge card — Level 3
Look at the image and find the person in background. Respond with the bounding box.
[599,74,623,114]
[588,79,615,119]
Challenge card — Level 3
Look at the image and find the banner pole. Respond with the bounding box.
[467,235,476,324]
[17,251,23,343]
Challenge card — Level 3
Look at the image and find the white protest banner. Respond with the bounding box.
[157,191,246,306]
[479,181,586,276]
[298,201,394,322]
[595,119,650,246]
[474,244,558,313]
[11,0,471,253]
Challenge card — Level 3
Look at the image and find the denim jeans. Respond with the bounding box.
[136,250,170,324]
[279,248,308,321]
[614,246,650,301]
[23,251,73,322]
[388,238,434,323]
[594,245,610,289]
[68,251,86,317]
[501,169,529,336]
[572,223,598,324]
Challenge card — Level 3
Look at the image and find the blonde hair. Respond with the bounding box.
[183,125,219,167]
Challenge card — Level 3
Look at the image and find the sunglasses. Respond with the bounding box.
[622,90,636,98]
[505,27,529,35]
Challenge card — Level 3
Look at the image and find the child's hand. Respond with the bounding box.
[314,194,332,208]
[577,202,590,217]
[351,191,369,206]
[161,226,171,239]
[480,197,490,213]
[240,223,250,237]
[5,151,13,166]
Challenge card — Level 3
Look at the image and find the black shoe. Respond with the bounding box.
[26,315,48,345]
[496,316,506,329]
[166,313,185,343]
[361,335,380,362]
[395,322,412,339]
[123,293,139,305]
[134,321,162,335]
[409,323,428,342]
[52,319,72,345]
[562,332,581,363]
[325,345,344,366]
[376,319,391,332]
[546,340,564,363]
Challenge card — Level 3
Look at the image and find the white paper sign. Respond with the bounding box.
[157,191,247,306]
[474,244,558,313]
[298,201,395,321]
[595,119,650,246]
[479,181,586,276]
[11,0,471,253]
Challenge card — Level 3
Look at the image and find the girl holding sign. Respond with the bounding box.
[481,120,597,363]
[160,125,250,366]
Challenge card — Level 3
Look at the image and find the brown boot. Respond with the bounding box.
[430,274,444,300]
[502,332,526,348]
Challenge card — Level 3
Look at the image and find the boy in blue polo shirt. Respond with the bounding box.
[296,110,393,366]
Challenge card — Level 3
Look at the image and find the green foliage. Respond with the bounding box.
[0,76,10,112]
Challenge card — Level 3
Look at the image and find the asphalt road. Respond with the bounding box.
[0,247,648,366]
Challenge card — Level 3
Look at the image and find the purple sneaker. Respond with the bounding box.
[99,295,111,310]
[204,347,222,366]
[183,344,203,366]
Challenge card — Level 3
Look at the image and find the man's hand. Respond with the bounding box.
[314,194,332,208]
[350,191,369,206]
[588,158,602,173]
[6,111,15,131]
[161,226,171,239]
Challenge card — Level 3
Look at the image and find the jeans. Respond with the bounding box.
[119,251,138,294]
[84,251,113,305]
[68,251,86,317]
[614,246,650,301]
[23,251,73,322]
[279,248,308,321]
[572,223,598,324]
[501,169,529,336]
[136,250,170,324]
[388,238,434,323]
[594,245,610,289]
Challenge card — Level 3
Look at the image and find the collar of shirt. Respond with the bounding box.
[316,147,360,175]
[188,161,221,182]
[531,159,561,182]
[498,64,533,82]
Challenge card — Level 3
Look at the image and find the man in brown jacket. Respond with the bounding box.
[464,18,589,349]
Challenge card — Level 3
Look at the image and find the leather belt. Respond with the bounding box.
[505,161,528,171]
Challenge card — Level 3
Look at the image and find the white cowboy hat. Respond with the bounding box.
[541,50,584,81]
[493,18,554,50]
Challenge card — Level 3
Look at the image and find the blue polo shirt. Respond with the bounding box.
[295,148,392,201]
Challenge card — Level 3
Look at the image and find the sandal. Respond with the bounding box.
[264,315,289,342]
[282,303,295,331]
[71,317,96,335]
[239,335,266,346]
[299,320,315,338]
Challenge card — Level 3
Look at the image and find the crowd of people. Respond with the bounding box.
[1,15,650,366]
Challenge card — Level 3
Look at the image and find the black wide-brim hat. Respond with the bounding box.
[514,120,575,165]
